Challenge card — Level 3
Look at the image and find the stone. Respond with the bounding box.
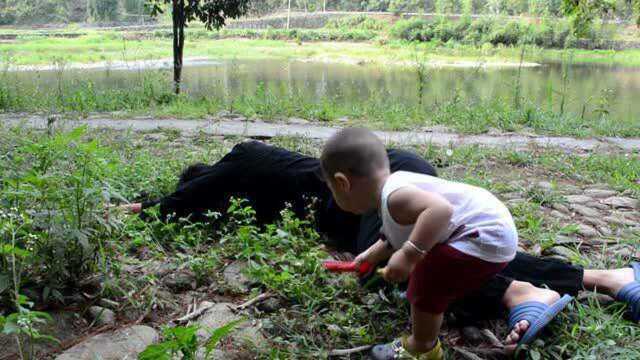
[602,196,639,209]
[547,246,577,259]
[549,210,569,220]
[569,204,600,218]
[506,198,526,206]
[195,302,266,349]
[565,195,591,205]
[577,224,598,238]
[288,117,309,125]
[258,297,283,313]
[551,203,570,214]
[163,270,197,292]
[535,181,554,191]
[502,192,523,201]
[584,189,617,199]
[461,326,483,345]
[608,245,634,258]
[582,217,607,228]
[554,235,580,246]
[56,325,158,360]
[87,306,116,327]
[586,201,609,210]
[560,184,581,193]
[98,298,119,310]
[545,255,570,262]
[603,215,637,227]
[597,226,612,236]
[223,261,252,294]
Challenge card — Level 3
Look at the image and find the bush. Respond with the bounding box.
[390,16,580,48]
[325,14,388,31]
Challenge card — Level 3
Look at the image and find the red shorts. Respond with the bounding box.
[407,244,508,313]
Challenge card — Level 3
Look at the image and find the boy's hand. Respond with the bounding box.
[380,247,418,283]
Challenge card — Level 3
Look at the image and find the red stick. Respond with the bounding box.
[323,261,373,276]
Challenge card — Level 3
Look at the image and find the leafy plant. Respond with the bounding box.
[138,320,243,360]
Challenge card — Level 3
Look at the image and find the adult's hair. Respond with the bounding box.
[178,163,210,186]
[321,127,389,178]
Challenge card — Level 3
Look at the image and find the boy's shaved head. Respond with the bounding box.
[321,127,389,178]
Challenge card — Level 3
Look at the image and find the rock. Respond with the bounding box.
[163,270,197,292]
[565,195,591,205]
[336,116,350,123]
[608,245,634,258]
[554,235,580,246]
[582,217,607,228]
[506,198,526,206]
[577,224,598,238]
[545,255,570,262]
[597,226,612,236]
[560,184,581,193]
[461,326,483,345]
[569,204,600,218]
[535,181,554,191]
[586,201,609,210]
[547,246,577,260]
[584,189,617,199]
[56,325,158,360]
[549,210,569,220]
[603,215,637,227]
[551,203,570,214]
[602,196,639,209]
[502,192,523,201]
[258,297,283,313]
[223,261,252,294]
[195,303,266,349]
[98,298,119,310]
[530,243,542,257]
[87,306,115,327]
[288,117,309,125]
[153,262,177,277]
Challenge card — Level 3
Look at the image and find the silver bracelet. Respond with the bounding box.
[405,240,427,256]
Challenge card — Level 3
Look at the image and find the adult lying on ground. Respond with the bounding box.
[118,140,640,351]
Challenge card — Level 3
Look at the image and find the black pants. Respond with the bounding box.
[145,141,584,322]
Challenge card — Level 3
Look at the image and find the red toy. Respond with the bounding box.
[323,260,373,276]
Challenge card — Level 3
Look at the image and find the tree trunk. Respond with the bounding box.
[172,0,185,94]
[287,0,291,29]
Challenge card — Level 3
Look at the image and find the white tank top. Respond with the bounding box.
[380,171,517,263]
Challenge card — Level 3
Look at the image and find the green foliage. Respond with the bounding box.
[389,16,588,47]
[90,0,121,22]
[138,321,243,359]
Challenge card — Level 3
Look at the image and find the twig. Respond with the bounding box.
[174,301,215,324]
[327,345,373,357]
[480,328,504,348]
[453,347,485,360]
[234,292,272,311]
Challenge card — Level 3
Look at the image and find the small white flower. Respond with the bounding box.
[445,149,453,157]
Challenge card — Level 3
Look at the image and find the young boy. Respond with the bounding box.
[320,128,518,360]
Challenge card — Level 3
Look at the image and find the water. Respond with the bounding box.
[5,59,640,122]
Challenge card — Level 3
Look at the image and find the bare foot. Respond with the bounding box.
[502,281,561,353]
[584,268,635,296]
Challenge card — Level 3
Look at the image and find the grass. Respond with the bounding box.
[1,124,638,358]
[2,28,640,67]
[1,69,638,138]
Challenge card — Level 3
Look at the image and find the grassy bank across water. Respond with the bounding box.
[2,29,640,67]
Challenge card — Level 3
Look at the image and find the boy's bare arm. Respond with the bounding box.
[382,187,453,282]
[355,238,394,267]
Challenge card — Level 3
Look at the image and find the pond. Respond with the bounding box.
[5,58,640,124]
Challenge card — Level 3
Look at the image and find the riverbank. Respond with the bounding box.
[2,29,640,68]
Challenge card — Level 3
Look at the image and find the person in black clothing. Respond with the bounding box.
[119,141,639,349]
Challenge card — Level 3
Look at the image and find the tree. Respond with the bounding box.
[90,0,121,22]
[148,0,251,94]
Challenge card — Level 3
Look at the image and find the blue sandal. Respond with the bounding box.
[616,262,640,322]
[508,294,574,345]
